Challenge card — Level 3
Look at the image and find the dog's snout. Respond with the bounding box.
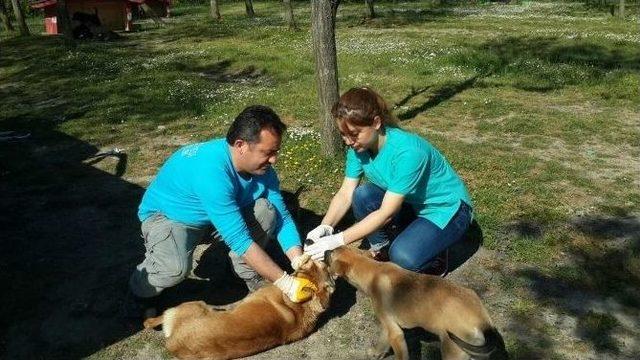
[324,249,333,264]
[304,238,315,246]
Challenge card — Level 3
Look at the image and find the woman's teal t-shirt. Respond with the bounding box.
[345,127,472,229]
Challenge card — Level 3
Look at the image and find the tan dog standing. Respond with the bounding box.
[325,246,507,360]
[143,255,334,360]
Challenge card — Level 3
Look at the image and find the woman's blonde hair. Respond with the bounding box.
[331,87,399,133]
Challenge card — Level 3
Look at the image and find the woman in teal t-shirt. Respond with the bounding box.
[304,87,473,275]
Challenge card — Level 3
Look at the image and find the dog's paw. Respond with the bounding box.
[366,346,389,360]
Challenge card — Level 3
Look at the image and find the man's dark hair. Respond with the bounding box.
[226,105,286,145]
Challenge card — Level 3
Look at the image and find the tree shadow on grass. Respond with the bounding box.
[0,32,277,359]
[397,75,482,121]
[394,34,640,121]
[0,35,249,131]
[0,130,145,359]
[338,4,474,28]
[505,212,640,357]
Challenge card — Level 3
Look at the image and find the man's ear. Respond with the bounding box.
[234,139,247,155]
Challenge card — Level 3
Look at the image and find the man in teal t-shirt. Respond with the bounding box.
[128,106,316,318]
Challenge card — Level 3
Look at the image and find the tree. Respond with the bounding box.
[365,0,375,19]
[55,0,75,45]
[282,0,296,29]
[9,0,28,35]
[618,0,625,18]
[0,0,14,32]
[311,0,342,157]
[210,0,221,20]
[245,0,255,17]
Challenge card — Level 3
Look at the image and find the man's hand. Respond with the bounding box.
[304,232,345,261]
[306,224,334,242]
[274,272,318,303]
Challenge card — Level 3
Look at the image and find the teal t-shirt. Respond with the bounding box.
[345,127,472,229]
[138,139,301,256]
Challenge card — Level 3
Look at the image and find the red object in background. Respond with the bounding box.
[44,14,57,33]
[29,0,171,34]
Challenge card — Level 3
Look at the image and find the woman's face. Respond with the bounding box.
[338,118,381,152]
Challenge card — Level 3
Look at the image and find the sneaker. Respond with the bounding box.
[371,249,390,262]
[123,291,158,320]
[422,249,449,277]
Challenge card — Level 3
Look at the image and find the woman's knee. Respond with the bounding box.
[352,183,384,218]
[388,246,423,272]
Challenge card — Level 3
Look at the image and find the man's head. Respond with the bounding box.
[226,105,286,175]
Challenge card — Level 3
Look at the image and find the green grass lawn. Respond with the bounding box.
[1,1,639,358]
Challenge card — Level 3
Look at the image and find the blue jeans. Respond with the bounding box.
[352,183,472,272]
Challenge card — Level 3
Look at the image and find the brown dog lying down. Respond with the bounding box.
[143,255,335,360]
[325,246,507,360]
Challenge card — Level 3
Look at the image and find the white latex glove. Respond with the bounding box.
[290,254,310,271]
[305,224,334,242]
[273,271,317,303]
[304,232,345,261]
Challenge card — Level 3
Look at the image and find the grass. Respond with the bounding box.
[2,1,639,358]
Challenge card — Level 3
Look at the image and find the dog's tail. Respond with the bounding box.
[143,314,164,330]
[447,327,508,359]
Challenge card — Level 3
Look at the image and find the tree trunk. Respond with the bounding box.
[245,0,255,17]
[311,0,342,157]
[210,0,221,20]
[365,0,375,19]
[282,0,296,29]
[0,0,14,32]
[618,0,625,18]
[10,0,28,35]
[55,0,75,45]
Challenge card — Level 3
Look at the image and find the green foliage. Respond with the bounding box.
[1,4,639,356]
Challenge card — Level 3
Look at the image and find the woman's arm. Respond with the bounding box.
[303,186,404,261]
[342,191,404,244]
[321,177,360,227]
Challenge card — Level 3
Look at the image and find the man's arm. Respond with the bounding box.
[263,169,304,254]
[285,245,303,262]
[242,242,286,282]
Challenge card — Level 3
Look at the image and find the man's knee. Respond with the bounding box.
[251,198,277,237]
[160,254,192,284]
[130,252,192,297]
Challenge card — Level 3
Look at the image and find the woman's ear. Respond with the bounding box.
[373,115,383,130]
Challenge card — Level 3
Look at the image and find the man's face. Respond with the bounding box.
[240,129,281,175]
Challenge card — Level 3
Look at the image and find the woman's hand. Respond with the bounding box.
[304,233,345,261]
[305,224,334,242]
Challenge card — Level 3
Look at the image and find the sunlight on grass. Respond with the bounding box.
[2,2,639,357]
